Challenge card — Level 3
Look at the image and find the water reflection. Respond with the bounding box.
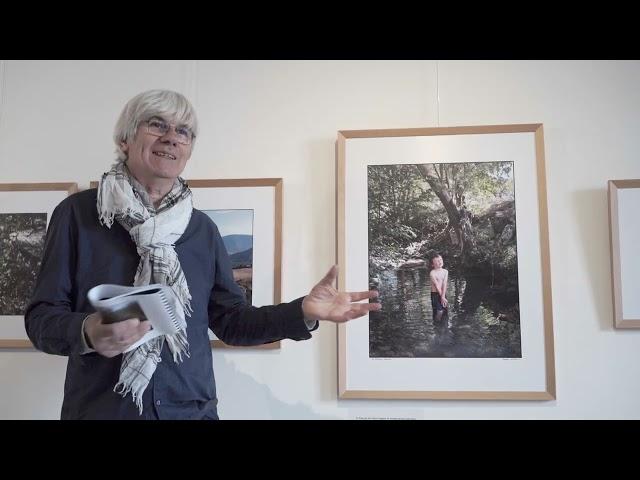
[369,266,521,358]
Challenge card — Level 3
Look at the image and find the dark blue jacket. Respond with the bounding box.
[25,189,313,419]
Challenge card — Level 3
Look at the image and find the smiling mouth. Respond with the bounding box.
[153,151,177,160]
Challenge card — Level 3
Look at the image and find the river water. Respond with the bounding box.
[369,266,521,358]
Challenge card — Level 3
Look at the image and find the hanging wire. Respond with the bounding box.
[0,61,5,133]
[436,60,440,127]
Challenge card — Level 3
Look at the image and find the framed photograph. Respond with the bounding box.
[337,125,556,399]
[0,183,78,348]
[188,179,283,349]
[608,179,640,328]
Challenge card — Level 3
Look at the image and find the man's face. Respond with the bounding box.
[432,256,443,269]
[122,116,193,182]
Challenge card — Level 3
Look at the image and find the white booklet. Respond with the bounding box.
[87,283,183,353]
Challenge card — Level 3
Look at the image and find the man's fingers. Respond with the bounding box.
[337,303,382,322]
[118,317,145,329]
[359,302,381,313]
[138,321,151,333]
[105,318,150,334]
[349,290,379,302]
[96,318,151,349]
[346,302,382,318]
[115,328,150,347]
[319,265,339,287]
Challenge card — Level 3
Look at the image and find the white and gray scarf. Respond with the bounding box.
[97,161,193,414]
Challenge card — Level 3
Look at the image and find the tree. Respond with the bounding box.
[368,161,517,280]
[416,163,475,258]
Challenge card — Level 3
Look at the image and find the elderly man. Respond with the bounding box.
[25,89,380,420]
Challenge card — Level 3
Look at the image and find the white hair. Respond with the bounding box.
[113,89,199,161]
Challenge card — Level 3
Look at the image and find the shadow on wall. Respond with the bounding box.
[0,349,339,420]
[572,188,616,331]
[214,353,339,420]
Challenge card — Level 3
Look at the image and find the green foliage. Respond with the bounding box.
[368,161,517,285]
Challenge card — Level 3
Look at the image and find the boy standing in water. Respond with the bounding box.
[429,253,449,323]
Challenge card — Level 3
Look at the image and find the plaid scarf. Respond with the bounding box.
[97,161,193,415]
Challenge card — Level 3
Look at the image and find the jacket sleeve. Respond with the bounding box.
[207,227,316,346]
[24,198,87,356]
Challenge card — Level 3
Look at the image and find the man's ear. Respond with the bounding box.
[120,141,129,153]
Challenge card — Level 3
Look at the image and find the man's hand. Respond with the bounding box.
[84,312,151,358]
[441,296,448,308]
[302,265,381,323]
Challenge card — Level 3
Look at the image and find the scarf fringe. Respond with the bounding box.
[166,330,191,363]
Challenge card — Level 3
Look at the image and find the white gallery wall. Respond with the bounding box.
[0,60,638,419]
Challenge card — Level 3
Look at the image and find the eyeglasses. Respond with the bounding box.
[145,118,194,145]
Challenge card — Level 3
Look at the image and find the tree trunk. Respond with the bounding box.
[417,164,475,255]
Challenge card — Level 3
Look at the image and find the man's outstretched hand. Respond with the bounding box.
[302,265,381,323]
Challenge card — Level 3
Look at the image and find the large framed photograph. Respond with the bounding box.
[608,179,640,328]
[337,125,556,399]
[0,183,78,348]
[188,179,283,349]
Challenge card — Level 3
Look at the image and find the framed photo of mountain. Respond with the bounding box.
[0,183,78,348]
[336,125,556,399]
[188,178,283,349]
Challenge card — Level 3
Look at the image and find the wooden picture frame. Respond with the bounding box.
[188,179,283,349]
[337,125,555,400]
[0,182,78,348]
[608,179,640,328]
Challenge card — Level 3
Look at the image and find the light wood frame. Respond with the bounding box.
[337,124,556,400]
[608,179,640,328]
[0,182,78,348]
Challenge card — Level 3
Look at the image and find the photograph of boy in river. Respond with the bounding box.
[367,161,522,358]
